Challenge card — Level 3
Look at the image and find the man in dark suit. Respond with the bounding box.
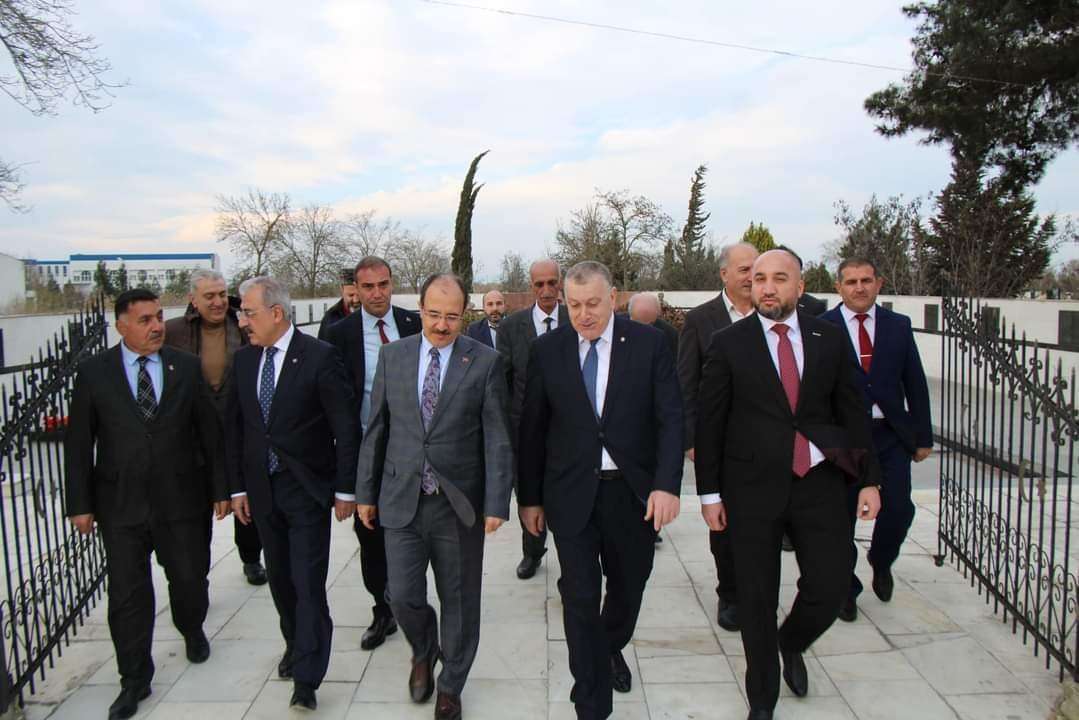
[466,289,504,348]
[519,261,682,720]
[627,292,678,357]
[163,268,267,586]
[822,258,933,622]
[356,273,513,720]
[776,245,830,315]
[65,288,229,720]
[497,259,570,579]
[325,256,422,650]
[227,276,359,712]
[677,241,758,631]
[317,268,362,340]
[695,249,881,720]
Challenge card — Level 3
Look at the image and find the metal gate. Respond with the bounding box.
[937,294,1079,680]
[0,299,109,712]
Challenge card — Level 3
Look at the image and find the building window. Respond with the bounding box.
[166,269,176,280]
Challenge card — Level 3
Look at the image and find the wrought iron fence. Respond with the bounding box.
[937,295,1079,681]
[0,298,109,712]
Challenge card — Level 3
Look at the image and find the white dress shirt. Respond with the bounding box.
[532,303,560,337]
[417,335,454,407]
[839,304,884,418]
[578,316,617,471]
[722,289,753,322]
[700,312,825,506]
[361,307,400,432]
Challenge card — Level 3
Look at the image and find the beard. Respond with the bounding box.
[754,297,797,321]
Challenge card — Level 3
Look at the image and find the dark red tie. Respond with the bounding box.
[772,323,812,478]
[376,319,390,345]
[855,313,872,373]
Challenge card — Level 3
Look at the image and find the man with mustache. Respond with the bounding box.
[66,288,229,720]
[318,267,363,340]
[695,249,880,720]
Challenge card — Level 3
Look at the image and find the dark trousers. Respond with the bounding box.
[522,525,548,559]
[847,423,916,598]
[729,464,850,712]
[352,516,392,618]
[384,492,485,696]
[553,476,656,720]
[234,515,263,564]
[255,471,333,688]
[99,517,211,690]
[709,528,737,603]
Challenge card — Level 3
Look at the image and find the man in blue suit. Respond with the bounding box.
[821,258,933,621]
[466,289,504,348]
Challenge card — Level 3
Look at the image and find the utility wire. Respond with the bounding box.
[417,0,1030,89]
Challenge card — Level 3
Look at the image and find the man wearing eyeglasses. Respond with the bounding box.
[325,256,422,651]
[226,276,359,712]
[356,273,513,720]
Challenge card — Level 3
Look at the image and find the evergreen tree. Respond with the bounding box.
[663,165,720,289]
[803,262,834,294]
[452,150,488,295]
[114,263,129,293]
[93,260,115,297]
[741,221,776,252]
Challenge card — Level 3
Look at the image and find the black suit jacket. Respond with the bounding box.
[325,305,422,422]
[798,293,828,316]
[64,344,227,527]
[695,313,879,516]
[496,303,570,430]
[467,318,496,348]
[316,299,351,341]
[517,315,683,536]
[677,294,734,450]
[225,330,359,517]
[820,304,933,453]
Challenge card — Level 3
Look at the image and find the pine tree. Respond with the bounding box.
[741,222,776,252]
[665,165,713,289]
[452,150,488,295]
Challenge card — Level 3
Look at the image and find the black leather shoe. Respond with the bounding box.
[289,682,317,711]
[781,533,795,552]
[108,685,151,720]
[278,648,293,679]
[838,596,858,623]
[184,630,210,663]
[610,650,632,693]
[243,562,268,586]
[361,614,398,650]
[409,650,439,703]
[717,598,740,631]
[516,554,542,579]
[747,710,774,720]
[780,645,808,697]
[872,567,895,602]
[435,691,463,720]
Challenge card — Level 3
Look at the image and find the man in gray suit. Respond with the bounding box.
[356,273,514,720]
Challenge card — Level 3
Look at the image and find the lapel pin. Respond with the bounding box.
[462,357,471,363]
[292,358,298,363]
[168,364,174,371]
[620,336,625,342]
[811,332,822,337]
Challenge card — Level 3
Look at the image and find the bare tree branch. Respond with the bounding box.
[274,205,348,298]
[214,189,291,277]
[385,230,450,293]
[0,156,27,211]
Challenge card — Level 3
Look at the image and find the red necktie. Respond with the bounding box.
[772,323,812,478]
[376,319,390,345]
[855,313,872,373]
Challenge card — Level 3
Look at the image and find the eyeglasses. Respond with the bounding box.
[422,309,463,324]
[240,304,279,318]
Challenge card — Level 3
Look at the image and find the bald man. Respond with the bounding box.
[467,290,505,349]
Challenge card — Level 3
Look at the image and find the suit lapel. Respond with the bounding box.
[562,329,596,422]
[747,320,793,417]
[403,337,425,431]
[109,345,145,423]
[427,340,475,433]
[798,315,824,415]
[868,306,888,379]
[155,347,179,415]
[601,318,628,423]
[268,331,305,428]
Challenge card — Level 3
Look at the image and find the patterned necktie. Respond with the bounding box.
[135,356,158,421]
[543,317,553,334]
[376,318,390,345]
[772,324,811,477]
[420,347,441,494]
[582,339,599,417]
[259,346,279,474]
[855,313,873,373]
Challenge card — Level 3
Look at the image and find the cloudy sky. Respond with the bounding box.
[2,0,1076,279]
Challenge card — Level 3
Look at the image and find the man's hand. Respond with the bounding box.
[644,490,680,531]
[687,448,696,463]
[701,502,727,532]
[334,499,356,522]
[232,496,251,525]
[484,517,505,534]
[70,514,95,535]
[913,447,932,462]
[856,486,882,521]
[519,506,545,537]
[213,500,231,520]
[356,504,378,530]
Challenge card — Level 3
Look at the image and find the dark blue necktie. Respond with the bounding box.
[582,339,599,417]
[259,346,279,473]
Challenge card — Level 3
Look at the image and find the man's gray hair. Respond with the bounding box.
[529,258,562,278]
[189,268,226,293]
[718,242,758,270]
[565,261,613,289]
[628,292,660,314]
[239,276,292,319]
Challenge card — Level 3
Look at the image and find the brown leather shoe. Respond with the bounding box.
[409,650,438,703]
[435,691,462,720]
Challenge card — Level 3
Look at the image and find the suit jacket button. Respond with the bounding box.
[594,468,600,476]
[598,431,605,440]
[424,442,430,448]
